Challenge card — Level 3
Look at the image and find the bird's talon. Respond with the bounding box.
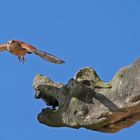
[17,57,26,63]
[18,57,22,62]
[21,58,26,64]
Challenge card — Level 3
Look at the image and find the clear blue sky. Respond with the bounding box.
[0,0,140,139]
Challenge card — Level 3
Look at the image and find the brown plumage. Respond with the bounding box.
[0,40,65,64]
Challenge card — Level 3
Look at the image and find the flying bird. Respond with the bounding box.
[0,40,65,64]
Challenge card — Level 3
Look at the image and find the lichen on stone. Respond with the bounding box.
[33,58,140,133]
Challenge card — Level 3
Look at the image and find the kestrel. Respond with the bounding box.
[0,40,65,64]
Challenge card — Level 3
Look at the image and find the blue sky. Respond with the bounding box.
[0,0,140,139]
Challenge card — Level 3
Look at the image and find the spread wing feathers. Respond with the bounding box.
[18,40,65,64]
[32,49,65,64]
[0,44,7,52]
[15,40,34,53]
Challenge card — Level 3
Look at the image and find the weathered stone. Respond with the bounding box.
[33,58,140,133]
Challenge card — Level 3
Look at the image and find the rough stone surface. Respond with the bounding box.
[33,58,140,133]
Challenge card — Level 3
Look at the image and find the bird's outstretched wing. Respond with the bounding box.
[17,40,65,64]
[31,49,65,64]
[0,44,7,52]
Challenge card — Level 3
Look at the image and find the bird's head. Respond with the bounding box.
[7,40,16,45]
[7,40,20,48]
